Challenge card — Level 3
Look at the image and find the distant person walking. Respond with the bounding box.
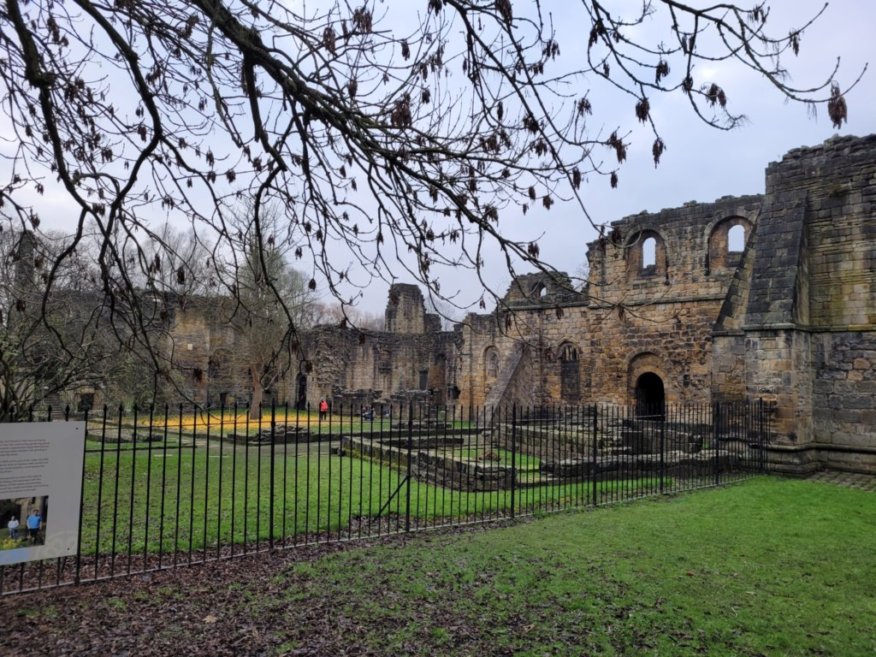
[26,510,41,544]
[7,516,19,540]
[319,399,329,420]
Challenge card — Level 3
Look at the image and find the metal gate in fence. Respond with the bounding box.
[0,400,772,596]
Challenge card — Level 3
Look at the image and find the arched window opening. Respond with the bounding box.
[559,344,578,362]
[635,372,665,420]
[531,282,547,299]
[628,231,666,281]
[485,347,499,380]
[559,343,580,402]
[707,217,751,274]
[642,237,656,270]
[295,373,307,410]
[728,224,745,253]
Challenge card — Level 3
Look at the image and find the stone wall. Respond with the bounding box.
[458,135,876,472]
[713,134,876,472]
[83,134,875,473]
[774,136,875,471]
[460,195,761,411]
[296,286,459,410]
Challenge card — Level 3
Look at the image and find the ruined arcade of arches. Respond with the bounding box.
[163,135,875,475]
[456,135,876,474]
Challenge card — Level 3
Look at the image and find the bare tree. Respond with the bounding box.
[0,0,862,386]
[312,302,384,331]
[226,210,317,417]
[135,223,217,299]
[0,230,121,417]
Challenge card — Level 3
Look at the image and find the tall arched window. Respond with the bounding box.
[559,343,580,402]
[484,347,499,380]
[642,237,656,269]
[627,230,666,280]
[707,217,752,273]
[728,224,746,253]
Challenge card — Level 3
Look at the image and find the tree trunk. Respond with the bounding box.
[249,365,263,420]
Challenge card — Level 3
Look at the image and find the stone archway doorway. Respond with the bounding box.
[635,372,665,419]
[295,373,307,411]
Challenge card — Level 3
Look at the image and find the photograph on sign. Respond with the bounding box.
[2,496,48,550]
[0,423,85,565]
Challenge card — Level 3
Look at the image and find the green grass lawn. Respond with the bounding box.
[259,477,875,656]
[8,478,869,656]
[79,441,671,556]
[456,447,542,470]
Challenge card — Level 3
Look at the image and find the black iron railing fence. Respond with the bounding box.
[0,399,771,595]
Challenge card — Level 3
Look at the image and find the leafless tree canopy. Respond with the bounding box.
[230,208,318,417]
[0,0,863,405]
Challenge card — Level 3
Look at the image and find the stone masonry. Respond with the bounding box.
[458,134,875,473]
[74,134,874,474]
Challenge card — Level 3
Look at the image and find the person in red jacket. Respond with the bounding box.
[319,399,328,420]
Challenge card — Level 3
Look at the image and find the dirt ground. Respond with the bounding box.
[0,524,501,657]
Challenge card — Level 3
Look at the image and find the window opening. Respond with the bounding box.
[728,224,745,253]
[485,348,499,379]
[559,344,580,402]
[642,237,656,269]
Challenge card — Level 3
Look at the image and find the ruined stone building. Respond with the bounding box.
[162,283,461,413]
[289,134,875,474]
[33,134,873,473]
[452,135,875,474]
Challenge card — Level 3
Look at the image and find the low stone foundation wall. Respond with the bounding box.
[341,433,758,491]
[541,448,744,479]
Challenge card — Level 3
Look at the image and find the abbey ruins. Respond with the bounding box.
[99,134,876,475]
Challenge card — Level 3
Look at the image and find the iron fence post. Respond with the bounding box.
[510,404,517,519]
[713,402,721,486]
[767,401,774,473]
[405,401,413,532]
[591,404,598,506]
[659,412,666,494]
[269,399,276,549]
[74,409,88,585]
[757,398,764,473]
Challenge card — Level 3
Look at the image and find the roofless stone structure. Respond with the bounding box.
[63,135,875,474]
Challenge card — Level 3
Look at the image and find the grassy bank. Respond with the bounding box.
[80,442,667,555]
[261,477,875,656]
[7,478,873,656]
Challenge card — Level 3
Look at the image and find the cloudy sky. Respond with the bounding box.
[429,0,876,316]
[6,0,875,319]
[330,0,876,316]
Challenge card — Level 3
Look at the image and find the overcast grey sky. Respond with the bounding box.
[325,0,876,316]
[6,0,874,319]
[427,0,876,317]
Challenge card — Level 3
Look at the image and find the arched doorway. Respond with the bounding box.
[295,373,308,410]
[635,372,665,419]
[559,343,580,402]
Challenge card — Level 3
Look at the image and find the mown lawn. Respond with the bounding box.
[6,477,872,656]
[262,477,875,656]
[81,441,665,555]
